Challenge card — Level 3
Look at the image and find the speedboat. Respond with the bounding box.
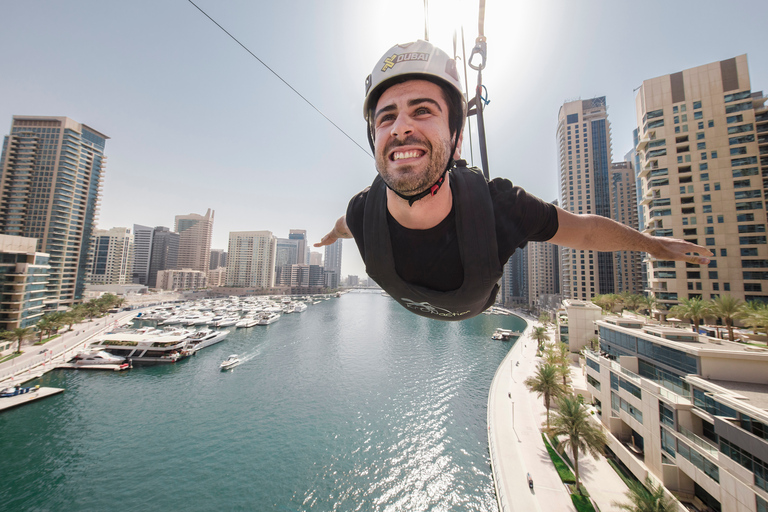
[71,350,126,366]
[235,315,259,328]
[220,354,241,370]
[292,302,307,313]
[1,385,39,397]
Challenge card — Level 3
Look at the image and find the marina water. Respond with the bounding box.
[0,293,525,511]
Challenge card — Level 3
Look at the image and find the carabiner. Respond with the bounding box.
[468,36,487,71]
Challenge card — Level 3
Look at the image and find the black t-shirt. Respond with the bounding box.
[347,176,559,292]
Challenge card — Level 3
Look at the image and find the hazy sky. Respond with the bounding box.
[2,1,766,278]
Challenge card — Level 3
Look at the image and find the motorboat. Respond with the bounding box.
[216,316,239,327]
[256,312,280,325]
[220,354,241,370]
[71,350,126,366]
[185,329,229,353]
[1,385,39,398]
[235,315,259,328]
[292,302,307,313]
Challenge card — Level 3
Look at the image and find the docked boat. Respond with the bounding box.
[94,333,191,365]
[216,316,240,327]
[185,329,229,353]
[1,385,39,398]
[292,302,307,313]
[491,328,522,341]
[220,354,241,370]
[256,312,280,325]
[235,315,259,328]
[70,350,128,367]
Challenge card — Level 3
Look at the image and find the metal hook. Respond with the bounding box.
[468,37,487,71]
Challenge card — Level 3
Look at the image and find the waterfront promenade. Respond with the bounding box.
[0,309,140,385]
[489,313,630,512]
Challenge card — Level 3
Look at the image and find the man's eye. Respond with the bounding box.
[377,114,395,126]
[415,107,431,115]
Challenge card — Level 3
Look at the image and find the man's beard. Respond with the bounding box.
[375,135,451,196]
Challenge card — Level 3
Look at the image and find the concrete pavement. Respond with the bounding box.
[488,315,630,512]
[0,309,141,385]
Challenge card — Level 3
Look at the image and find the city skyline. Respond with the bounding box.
[2,1,766,279]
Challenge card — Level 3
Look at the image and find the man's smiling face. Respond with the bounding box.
[372,80,453,196]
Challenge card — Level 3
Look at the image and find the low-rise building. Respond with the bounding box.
[155,268,207,291]
[583,315,768,512]
[556,299,602,358]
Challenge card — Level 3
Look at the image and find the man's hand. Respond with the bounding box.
[646,237,713,265]
[314,215,352,247]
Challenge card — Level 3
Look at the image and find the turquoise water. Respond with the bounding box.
[0,293,525,511]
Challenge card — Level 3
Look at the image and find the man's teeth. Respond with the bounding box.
[394,150,422,160]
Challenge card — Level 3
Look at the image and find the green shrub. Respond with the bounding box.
[542,433,575,483]
[571,493,596,512]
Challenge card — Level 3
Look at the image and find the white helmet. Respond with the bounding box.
[363,40,467,149]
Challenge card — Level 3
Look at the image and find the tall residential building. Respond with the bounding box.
[147,227,179,289]
[289,229,309,265]
[635,55,768,306]
[0,116,108,309]
[610,162,643,294]
[557,97,615,301]
[210,249,226,270]
[88,227,133,285]
[275,237,301,285]
[323,240,342,290]
[527,238,560,308]
[226,231,277,288]
[583,314,768,512]
[0,234,50,330]
[500,244,528,306]
[175,209,214,273]
[309,251,323,266]
[132,224,154,285]
[627,140,650,292]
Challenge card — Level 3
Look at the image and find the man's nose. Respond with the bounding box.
[390,113,413,139]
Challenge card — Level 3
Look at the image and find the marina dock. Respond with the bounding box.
[0,387,64,412]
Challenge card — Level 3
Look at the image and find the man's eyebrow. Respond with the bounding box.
[374,98,443,123]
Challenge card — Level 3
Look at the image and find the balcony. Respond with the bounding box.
[677,425,719,458]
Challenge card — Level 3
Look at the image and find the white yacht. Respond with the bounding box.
[95,333,191,365]
[220,354,241,370]
[70,350,129,368]
[257,312,280,325]
[292,302,307,313]
[216,316,240,327]
[236,315,259,328]
[185,329,229,353]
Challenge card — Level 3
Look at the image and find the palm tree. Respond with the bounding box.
[620,293,644,316]
[532,326,550,351]
[613,475,676,512]
[550,394,607,495]
[742,301,768,337]
[709,295,746,341]
[640,295,658,319]
[10,326,34,354]
[538,313,550,326]
[667,297,710,333]
[524,363,567,429]
[35,317,53,343]
[544,342,571,388]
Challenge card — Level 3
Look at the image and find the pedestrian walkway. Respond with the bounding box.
[0,310,139,385]
[488,318,630,512]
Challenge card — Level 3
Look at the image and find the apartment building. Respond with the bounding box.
[0,116,108,309]
[635,55,768,306]
[323,239,342,290]
[155,268,207,291]
[175,209,214,274]
[0,234,49,330]
[610,162,644,294]
[226,231,277,288]
[582,314,768,512]
[557,97,615,301]
[88,227,133,285]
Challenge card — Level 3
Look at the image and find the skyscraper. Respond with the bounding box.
[175,209,214,273]
[557,97,615,300]
[0,234,50,330]
[226,231,277,288]
[500,244,528,306]
[88,227,133,285]
[147,227,179,289]
[636,55,767,305]
[609,162,643,294]
[289,229,309,265]
[275,237,300,285]
[210,249,226,270]
[132,224,154,285]
[323,239,342,289]
[0,116,108,309]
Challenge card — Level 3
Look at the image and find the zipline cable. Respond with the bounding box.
[423,0,430,41]
[459,27,475,167]
[186,0,372,159]
[467,0,490,179]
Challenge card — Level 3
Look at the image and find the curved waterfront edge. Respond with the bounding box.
[487,312,529,512]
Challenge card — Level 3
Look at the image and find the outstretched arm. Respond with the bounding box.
[549,207,713,264]
[314,215,352,247]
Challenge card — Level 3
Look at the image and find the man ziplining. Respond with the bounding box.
[315,40,712,321]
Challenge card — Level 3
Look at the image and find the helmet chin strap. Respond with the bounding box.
[385,134,460,207]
